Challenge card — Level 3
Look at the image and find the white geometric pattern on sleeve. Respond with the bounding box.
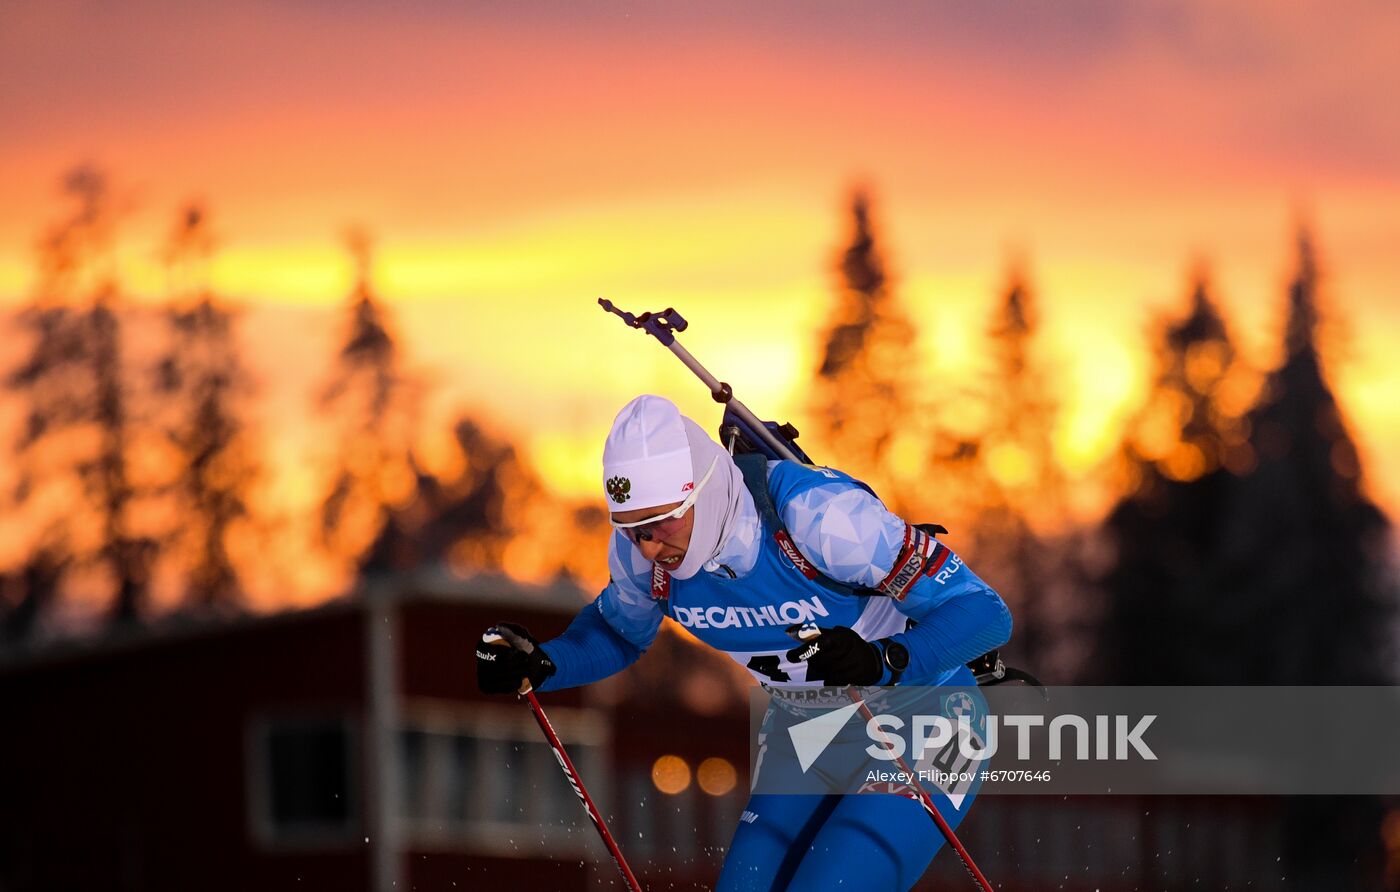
[607,532,656,608]
[780,483,908,588]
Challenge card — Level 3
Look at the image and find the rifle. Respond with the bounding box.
[598,298,1044,690]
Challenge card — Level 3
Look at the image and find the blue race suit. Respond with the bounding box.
[538,460,1011,891]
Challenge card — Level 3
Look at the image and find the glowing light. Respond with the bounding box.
[1163,444,1207,482]
[696,757,737,797]
[651,755,691,795]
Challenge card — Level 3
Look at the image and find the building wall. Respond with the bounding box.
[398,599,581,707]
[397,596,594,889]
[0,607,369,892]
[391,595,754,890]
[0,593,1312,892]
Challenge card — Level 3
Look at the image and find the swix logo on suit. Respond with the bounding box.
[774,530,819,580]
[651,563,671,600]
[672,596,830,630]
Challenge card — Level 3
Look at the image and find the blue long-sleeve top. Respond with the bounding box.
[540,462,1011,692]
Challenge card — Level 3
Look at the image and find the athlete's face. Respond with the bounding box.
[611,501,695,569]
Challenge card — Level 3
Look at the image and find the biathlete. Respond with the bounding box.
[477,394,1012,891]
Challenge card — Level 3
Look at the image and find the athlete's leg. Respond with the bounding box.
[715,794,840,892]
[774,677,991,888]
[782,793,942,890]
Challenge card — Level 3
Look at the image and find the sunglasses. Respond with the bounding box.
[610,456,719,545]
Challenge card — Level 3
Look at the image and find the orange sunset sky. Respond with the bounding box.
[2,0,1399,599]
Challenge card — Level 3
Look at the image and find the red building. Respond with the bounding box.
[0,573,748,891]
[1,572,1312,891]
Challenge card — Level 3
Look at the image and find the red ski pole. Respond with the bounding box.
[486,628,644,892]
[848,688,994,892]
[788,625,994,892]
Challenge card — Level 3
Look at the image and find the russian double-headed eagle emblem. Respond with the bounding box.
[606,476,632,504]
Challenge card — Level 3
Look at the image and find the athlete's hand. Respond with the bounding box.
[476,622,557,694]
[784,624,883,686]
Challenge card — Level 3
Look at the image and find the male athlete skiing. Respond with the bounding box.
[477,394,1012,890]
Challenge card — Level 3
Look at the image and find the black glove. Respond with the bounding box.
[785,624,883,686]
[476,622,557,694]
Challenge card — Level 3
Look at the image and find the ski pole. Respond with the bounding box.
[849,686,994,892]
[485,627,644,892]
[598,299,802,463]
[791,630,995,892]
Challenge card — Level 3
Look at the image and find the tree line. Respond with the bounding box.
[808,193,1397,888]
[0,166,549,644]
[809,189,1396,688]
[1,168,1394,700]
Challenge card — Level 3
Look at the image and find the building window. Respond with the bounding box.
[398,704,606,855]
[249,715,357,846]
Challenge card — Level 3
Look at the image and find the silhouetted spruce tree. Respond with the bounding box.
[809,189,923,507]
[0,554,64,644]
[1228,228,1396,892]
[1092,273,1246,683]
[318,228,421,569]
[359,417,530,577]
[1217,229,1395,685]
[155,204,259,610]
[2,169,100,641]
[88,281,156,625]
[1090,237,1394,888]
[965,267,1080,675]
[4,166,155,634]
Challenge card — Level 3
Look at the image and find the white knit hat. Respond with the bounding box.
[602,395,695,510]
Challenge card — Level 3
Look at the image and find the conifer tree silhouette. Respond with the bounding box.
[1096,229,1394,692]
[1218,228,1394,685]
[965,267,1078,674]
[4,166,153,633]
[318,228,421,569]
[2,170,102,640]
[809,189,922,507]
[358,417,531,578]
[155,204,260,609]
[1092,273,1245,682]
